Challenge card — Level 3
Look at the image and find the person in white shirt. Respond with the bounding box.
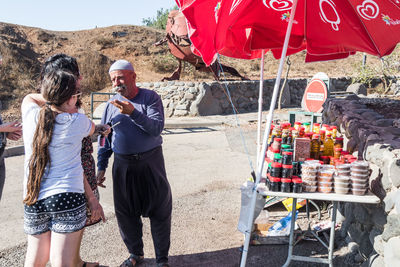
[22,69,104,267]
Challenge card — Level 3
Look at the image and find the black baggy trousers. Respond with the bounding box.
[112,146,172,264]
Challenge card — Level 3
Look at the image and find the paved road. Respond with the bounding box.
[0,111,342,267]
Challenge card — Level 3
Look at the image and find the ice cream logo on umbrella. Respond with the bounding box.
[356,0,379,20]
[263,0,293,11]
[319,0,341,31]
[215,1,221,22]
[382,14,391,25]
[381,14,400,25]
[280,11,298,24]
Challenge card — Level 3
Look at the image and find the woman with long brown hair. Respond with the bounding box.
[21,69,104,267]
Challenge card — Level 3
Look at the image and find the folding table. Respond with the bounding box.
[257,184,380,267]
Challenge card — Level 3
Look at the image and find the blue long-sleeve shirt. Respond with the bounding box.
[97,88,164,171]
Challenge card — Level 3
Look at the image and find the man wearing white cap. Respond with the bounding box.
[97,59,172,267]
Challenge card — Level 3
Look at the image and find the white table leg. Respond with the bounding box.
[282,197,297,267]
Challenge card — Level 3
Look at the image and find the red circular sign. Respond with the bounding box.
[302,79,328,113]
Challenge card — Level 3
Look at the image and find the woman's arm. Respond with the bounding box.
[83,175,105,222]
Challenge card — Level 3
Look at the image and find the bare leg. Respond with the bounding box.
[24,231,51,267]
[75,229,99,267]
[49,229,84,267]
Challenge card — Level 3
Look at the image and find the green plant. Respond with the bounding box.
[352,53,400,92]
[142,5,178,30]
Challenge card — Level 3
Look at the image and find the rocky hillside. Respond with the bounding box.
[0,21,399,119]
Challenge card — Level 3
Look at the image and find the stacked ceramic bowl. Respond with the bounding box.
[301,161,320,192]
[317,165,335,193]
[334,164,351,194]
[350,161,370,195]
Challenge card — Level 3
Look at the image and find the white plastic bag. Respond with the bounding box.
[237,181,265,233]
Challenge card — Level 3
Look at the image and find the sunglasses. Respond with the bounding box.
[72,90,82,98]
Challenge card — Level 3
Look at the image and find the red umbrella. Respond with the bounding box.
[176,2,400,266]
[176,0,264,64]
[179,0,400,65]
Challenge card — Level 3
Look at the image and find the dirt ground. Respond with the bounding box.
[0,120,362,267]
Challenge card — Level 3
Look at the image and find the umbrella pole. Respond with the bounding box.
[239,1,299,266]
[256,50,265,168]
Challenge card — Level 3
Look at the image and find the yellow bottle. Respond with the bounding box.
[323,134,334,157]
[310,134,320,160]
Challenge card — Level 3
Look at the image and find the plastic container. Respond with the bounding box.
[351,172,369,180]
[350,168,369,175]
[282,164,293,178]
[302,175,318,182]
[302,162,321,176]
[334,186,349,194]
[282,151,293,165]
[318,176,333,183]
[351,177,368,185]
[352,182,368,190]
[320,156,330,165]
[303,185,317,192]
[319,169,335,178]
[292,162,299,176]
[351,160,369,170]
[272,138,282,151]
[292,178,302,193]
[334,181,350,189]
[313,123,320,134]
[318,186,333,193]
[320,164,335,171]
[303,180,318,186]
[270,162,282,178]
[334,175,350,183]
[269,177,281,192]
[336,163,351,171]
[273,154,282,163]
[294,122,302,131]
[318,181,333,187]
[303,122,311,133]
[352,188,367,196]
[337,170,351,176]
[281,178,292,193]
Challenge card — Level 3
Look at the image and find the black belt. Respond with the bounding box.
[117,146,161,161]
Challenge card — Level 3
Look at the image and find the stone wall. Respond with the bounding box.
[136,78,353,117]
[322,96,400,266]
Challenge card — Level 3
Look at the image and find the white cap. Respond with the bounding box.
[109,59,134,73]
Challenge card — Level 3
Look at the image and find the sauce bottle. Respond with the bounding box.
[310,134,321,160]
[323,134,334,156]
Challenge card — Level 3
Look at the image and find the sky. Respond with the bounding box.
[0,0,177,31]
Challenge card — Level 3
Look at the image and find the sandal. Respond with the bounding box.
[119,254,144,267]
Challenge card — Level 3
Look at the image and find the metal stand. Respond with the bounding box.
[283,199,338,267]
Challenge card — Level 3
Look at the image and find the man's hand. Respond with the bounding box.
[110,99,134,115]
[95,124,111,137]
[97,170,106,188]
